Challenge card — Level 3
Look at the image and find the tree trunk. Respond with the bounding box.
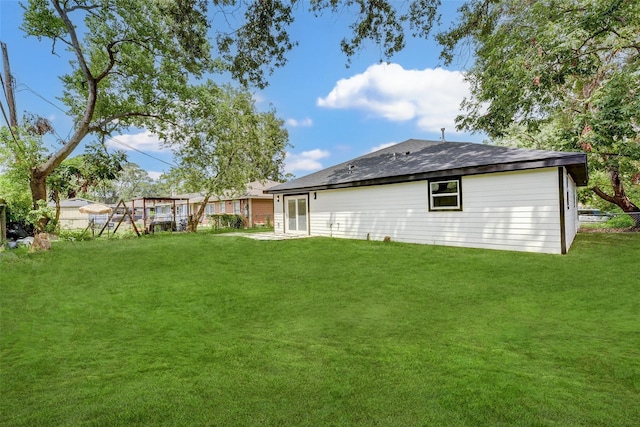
[53,190,61,225]
[592,168,640,230]
[187,195,211,233]
[29,169,50,231]
[24,3,99,232]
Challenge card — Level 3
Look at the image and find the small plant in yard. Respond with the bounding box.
[56,229,94,242]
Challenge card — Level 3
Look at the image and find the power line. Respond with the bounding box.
[16,83,69,114]
[0,97,24,155]
[107,135,177,168]
[9,79,176,169]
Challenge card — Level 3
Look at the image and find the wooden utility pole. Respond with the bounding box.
[1,41,18,128]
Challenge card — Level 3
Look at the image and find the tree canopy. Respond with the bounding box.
[5,0,442,229]
[437,0,640,225]
[5,0,638,231]
[155,82,289,231]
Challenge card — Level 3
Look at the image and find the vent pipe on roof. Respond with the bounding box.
[441,128,446,142]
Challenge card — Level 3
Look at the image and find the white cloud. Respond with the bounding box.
[317,63,470,133]
[252,93,266,104]
[369,142,397,153]
[106,131,168,153]
[147,171,164,181]
[285,117,313,127]
[285,149,330,174]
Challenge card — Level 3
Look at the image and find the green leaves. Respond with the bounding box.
[20,0,67,42]
[156,81,288,200]
[439,0,640,214]
[440,0,640,136]
[217,0,296,88]
[20,0,216,136]
[217,0,441,86]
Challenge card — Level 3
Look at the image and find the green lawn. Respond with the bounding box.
[1,233,639,426]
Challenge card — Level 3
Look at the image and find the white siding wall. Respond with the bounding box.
[273,195,285,235]
[307,168,565,254]
[563,168,579,249]
[58,208,92,230]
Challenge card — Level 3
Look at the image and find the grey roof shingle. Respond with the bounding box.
[48,198,97,208]
[267,139,588,194]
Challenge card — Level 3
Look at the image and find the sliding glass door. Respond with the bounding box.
[285,196,308,234]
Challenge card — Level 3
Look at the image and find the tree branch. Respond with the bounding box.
[591,186,617,204]
[53,1,94,82]
[94,38,154,83]
[34,1,99,177]
[89,112,171,133]
[65,3,101,13]
[94,41,119,83]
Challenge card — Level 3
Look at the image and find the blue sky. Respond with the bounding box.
[0,0,484,180]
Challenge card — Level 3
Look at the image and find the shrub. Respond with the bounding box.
[57,229,94,242]
[604,214,636,229]
[208,214,244,230]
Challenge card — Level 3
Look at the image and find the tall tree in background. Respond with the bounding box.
[438,0,640,227]
[102,163,157,204]
[155,83,289,232]
[9,0,441,228]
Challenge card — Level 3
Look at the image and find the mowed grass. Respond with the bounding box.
[1,233,639,426]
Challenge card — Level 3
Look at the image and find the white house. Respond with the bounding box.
[266,139,589,254]
[49,197,108,230]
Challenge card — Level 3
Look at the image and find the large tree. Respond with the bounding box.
[47,143,126,223]
[0,116,125,229]
[11,0,441,224]
[155,83,289,232]
[438,0,640,227]
[18,0,215,214]
[100,163,158,204]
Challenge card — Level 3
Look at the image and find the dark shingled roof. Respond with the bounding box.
[267,139,588,194]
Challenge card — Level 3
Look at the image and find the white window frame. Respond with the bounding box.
[428,178,462,211]
[219,201,226,213]
[284,195,309,235]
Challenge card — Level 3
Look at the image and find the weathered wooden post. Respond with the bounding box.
[0,198,7,246]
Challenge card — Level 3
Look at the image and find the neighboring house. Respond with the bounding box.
[197,180,280,227]
[266,139,589,254]
[170,180,280,228]
[50,198,108,230]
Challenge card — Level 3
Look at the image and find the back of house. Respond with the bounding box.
[266,139,588,254]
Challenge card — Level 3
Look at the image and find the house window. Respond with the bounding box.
[219,201,226,213]
[428,178,462,211]
[233,200,241,215]
[205,203,215,215]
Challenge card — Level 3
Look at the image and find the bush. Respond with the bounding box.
[57,229,94,242]
[581,213,636,230]
[604,214,636,229]
[208,214,244,230]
